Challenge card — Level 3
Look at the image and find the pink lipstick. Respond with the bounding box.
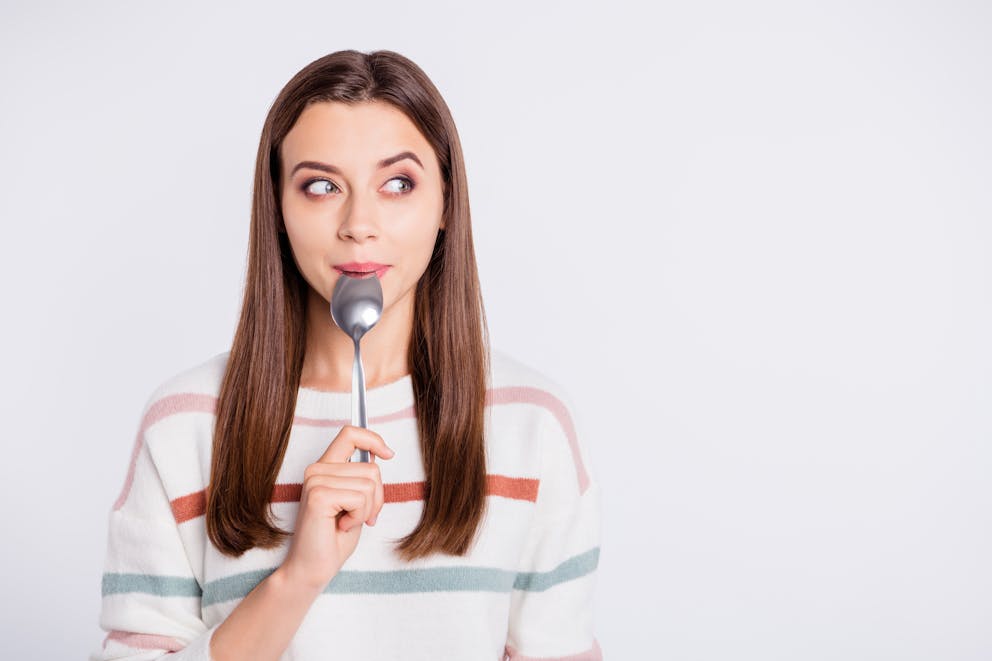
[333,262,390,279]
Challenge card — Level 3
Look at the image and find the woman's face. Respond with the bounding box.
[279,100,445,320]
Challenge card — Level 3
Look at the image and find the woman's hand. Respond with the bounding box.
[280,425,395,592]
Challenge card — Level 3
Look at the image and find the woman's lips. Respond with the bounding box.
[333,262,390,279]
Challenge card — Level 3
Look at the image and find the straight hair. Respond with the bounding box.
[206,49,490,562]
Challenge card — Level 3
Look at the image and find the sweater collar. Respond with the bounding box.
[294,372,415,421]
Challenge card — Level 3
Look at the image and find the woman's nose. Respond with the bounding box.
[337,195,379,242]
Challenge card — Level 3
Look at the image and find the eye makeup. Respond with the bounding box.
[300,174,417,199]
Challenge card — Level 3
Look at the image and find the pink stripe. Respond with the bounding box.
[293,404,416,428]
[485,386,591,493]
[504,638,603,661]
[112,393,216,511]
[114,386,588,510]
[104,629,186,652]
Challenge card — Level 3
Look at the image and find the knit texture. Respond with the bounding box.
[91,348,603,660]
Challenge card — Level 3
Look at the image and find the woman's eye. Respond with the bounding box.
[304,179,339,196]
[302,176,414,198]
[383,176,415,195]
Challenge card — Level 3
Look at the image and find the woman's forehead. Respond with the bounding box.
[281,100,433,167]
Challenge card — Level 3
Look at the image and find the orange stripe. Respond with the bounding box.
[170,490,206,523]
[171,474,540,524]
[116,385,585,511]
[487,474,541,502]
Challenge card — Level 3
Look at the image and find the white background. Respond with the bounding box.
[2,1,990,659]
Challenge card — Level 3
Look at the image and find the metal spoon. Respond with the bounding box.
[329,273,383,463]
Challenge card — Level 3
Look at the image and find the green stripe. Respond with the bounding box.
[202,568,278,606]
[103,546,600,607]
[328,564,517,594]
[202,565,519,606]
[102,573,202,597]
[513,547,600,591]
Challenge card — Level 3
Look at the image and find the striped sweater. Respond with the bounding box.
[92,348,603,660]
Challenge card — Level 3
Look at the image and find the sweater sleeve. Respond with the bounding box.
[91,411,220,660]
[503,389,604,660]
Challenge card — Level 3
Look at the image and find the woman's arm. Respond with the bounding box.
[95,391,390,660]
[503,388,604,660]
[208,567,323,661]
[210,424,393,660]
[94,436,218,660]
[97,473,325,661]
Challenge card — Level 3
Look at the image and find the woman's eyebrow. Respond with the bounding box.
[290,151,423,176]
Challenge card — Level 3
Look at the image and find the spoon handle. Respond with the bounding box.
[350,336,371,463]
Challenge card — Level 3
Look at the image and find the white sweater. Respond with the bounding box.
[91,348,603,660]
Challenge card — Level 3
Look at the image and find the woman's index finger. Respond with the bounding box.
[317,425,394,464]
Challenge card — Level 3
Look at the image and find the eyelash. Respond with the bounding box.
[300,175,416,198]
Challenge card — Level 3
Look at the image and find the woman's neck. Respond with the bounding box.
[299,284,413,393]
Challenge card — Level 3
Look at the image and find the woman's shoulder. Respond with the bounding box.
[116,351,231,507]
[487,348,596,495]
[141,350,230,411]
[489,348,564,394]
[487,346,577,414]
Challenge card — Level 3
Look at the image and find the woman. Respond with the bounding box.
[93,49,603,661]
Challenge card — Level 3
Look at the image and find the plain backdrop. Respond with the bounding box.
[2,1,990,659]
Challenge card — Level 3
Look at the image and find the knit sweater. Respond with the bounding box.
[91,348,603,660]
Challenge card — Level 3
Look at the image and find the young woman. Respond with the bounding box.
[93,49,603,661]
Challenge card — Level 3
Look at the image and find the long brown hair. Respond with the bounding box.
[206,50,490,563]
